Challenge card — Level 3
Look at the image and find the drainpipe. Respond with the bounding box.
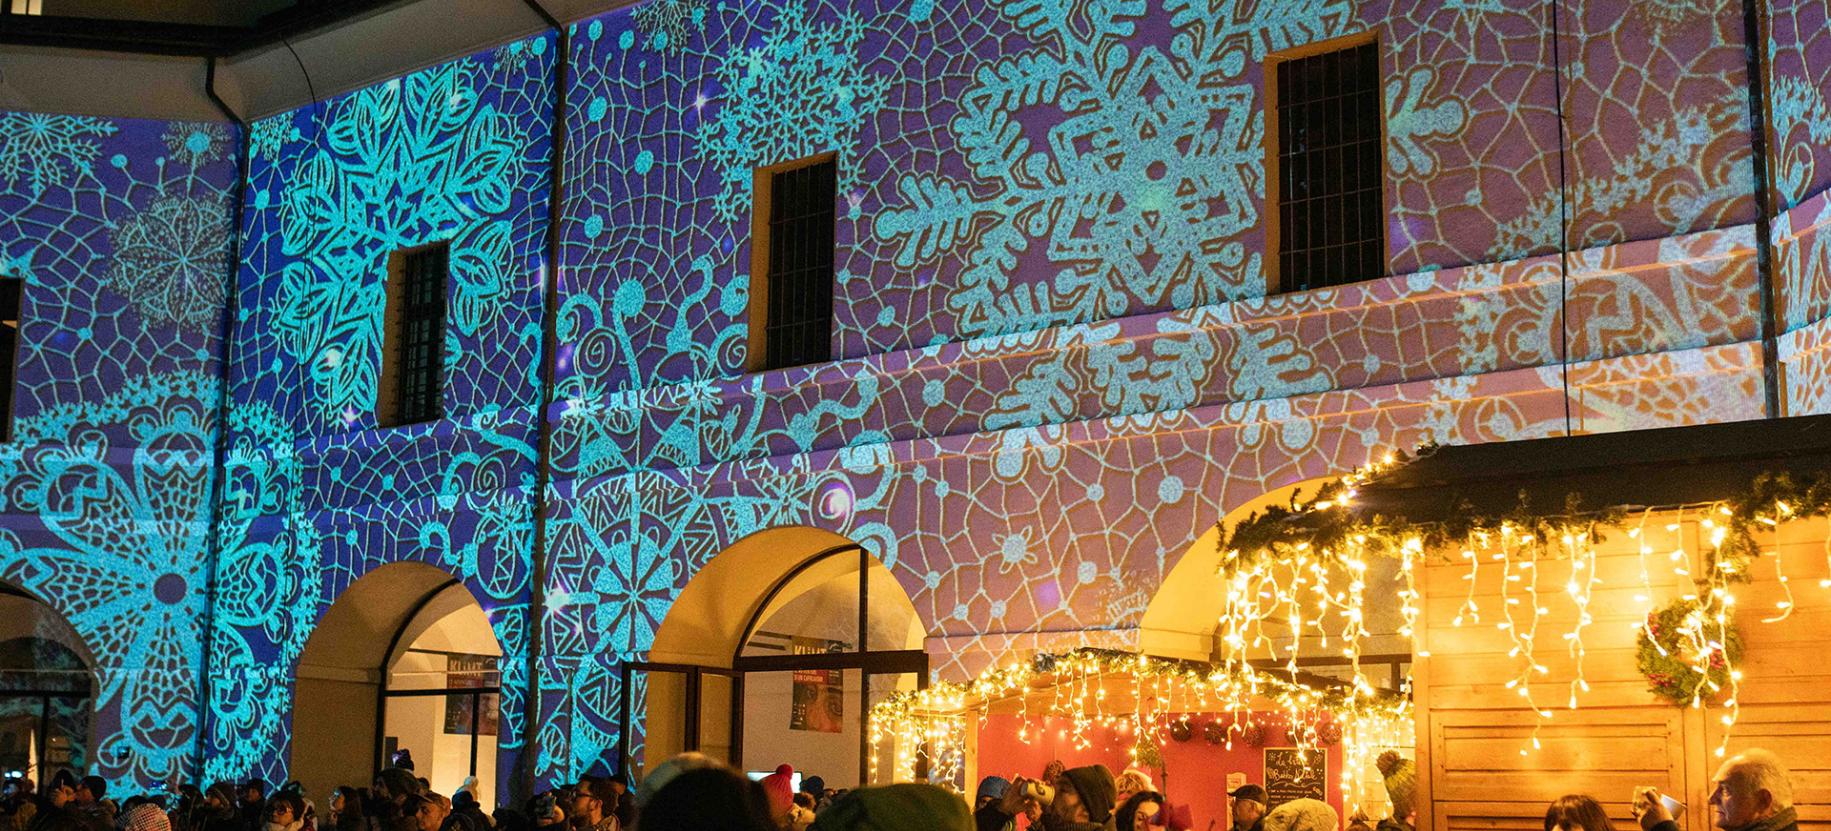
[1741,0,1782,417]
[514,0,567,805]
[195,55,252,784]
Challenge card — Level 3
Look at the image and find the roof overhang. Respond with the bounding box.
[1352,414,1831,525]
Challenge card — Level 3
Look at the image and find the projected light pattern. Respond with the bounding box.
[0,0,1827,796]
[0,111,237,786]
[535,0,1785,786]
[204,36,554,791]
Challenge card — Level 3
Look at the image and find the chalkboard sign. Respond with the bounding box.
[1263,748,1327,808]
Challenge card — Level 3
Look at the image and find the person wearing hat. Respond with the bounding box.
[809,784,971,831]
[975,775,1041,831]
[973,778,1010,812]
[799,777,827,815]
[1262,798,1338,831]
[1230,785,1268,831]
[759,765,797,826]
[121,803,172,831]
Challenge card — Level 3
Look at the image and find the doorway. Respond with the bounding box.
[625,534,926,789]
[0,584,94,783]
[293,563,505,806]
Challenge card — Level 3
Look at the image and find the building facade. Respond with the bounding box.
[0,0,1828,805]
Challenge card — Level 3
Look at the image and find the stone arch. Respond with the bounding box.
[632,525,924,786]
[292,562,505,806]
[0,581,97,782]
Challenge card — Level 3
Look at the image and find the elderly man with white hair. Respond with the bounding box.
[1637,749,1797,831]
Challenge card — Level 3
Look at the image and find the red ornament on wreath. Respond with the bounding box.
[1316,721,1343,746]
[1202,721,1226,745]
[1241,722,1268,747]
[1170,720,1193,743]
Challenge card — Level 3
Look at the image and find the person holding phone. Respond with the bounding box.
[1634,750,1797,831]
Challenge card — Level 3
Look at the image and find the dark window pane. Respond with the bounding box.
[393,244,446,425]
[0,279,18,442]
[761,159,835,369]
[1276,41,1385,293]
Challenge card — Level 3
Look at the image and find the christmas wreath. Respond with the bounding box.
[1636,598,1743,706]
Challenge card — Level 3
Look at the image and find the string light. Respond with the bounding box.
[868,648,1411,803]
[1215,456,1831,758]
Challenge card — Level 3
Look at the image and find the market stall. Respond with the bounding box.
[871,649,1415,828]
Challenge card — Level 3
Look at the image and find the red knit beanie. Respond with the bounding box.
[759,764,795,816]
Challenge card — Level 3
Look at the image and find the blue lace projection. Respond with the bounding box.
[534,0,1363,784]
[207,36,554,790]
[0,107,236,787]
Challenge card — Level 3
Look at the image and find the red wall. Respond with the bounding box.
[975,713,1345,830]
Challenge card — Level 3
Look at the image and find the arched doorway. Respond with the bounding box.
[0,583,95,782]
[293,563,505,807]
[625,528,926,788]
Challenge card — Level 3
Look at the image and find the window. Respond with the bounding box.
[0,279,19,442]
[379,243,446,427]
[1273,40,1385,293]
[749,156,835,371]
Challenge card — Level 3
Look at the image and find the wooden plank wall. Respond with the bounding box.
[1414,515,1831,831]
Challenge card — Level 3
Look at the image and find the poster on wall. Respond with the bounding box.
[790,668,844,733]
[443,655,500,736]
[1263,748,1326,808]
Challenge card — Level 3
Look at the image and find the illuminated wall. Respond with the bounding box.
[2,0,1829,797]
[1769,0,1831,414]
[534,0,1773,782]
[203,37,554,790]
[0,111,238,784]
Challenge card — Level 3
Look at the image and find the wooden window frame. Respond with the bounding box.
[747,152,838,373]
[378,241,448,428]
[0,277,21,443]
[1264,31,1387,295]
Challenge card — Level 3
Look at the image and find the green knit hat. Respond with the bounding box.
[809,783,971,831]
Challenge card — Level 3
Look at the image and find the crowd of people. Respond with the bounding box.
[0,747,1800,831]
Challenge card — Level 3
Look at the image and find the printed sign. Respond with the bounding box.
[790,668,844,732]
[443,654,500,736]
[1263,747,1327,808]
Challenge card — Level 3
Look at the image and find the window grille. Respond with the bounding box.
[760,159,835,370]
[381,243,446,427]
[1276,41,1385,293]
[0,279,18,442]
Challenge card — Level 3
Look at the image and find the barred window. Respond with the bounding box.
[1276,41,1385,293]
[379,243,446,427]
[754,157,835,370]
[0,278,18,442]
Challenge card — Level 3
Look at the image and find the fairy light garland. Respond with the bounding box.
[1218,458,1831,756]
[867,648,1411,801]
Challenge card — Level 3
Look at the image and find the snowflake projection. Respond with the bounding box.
[249,113,297,163]
[1384,66,1466,177]
[695,2,888,222]
[875,0,1354,340]
[255,47,549,429]
[632,0,706,52]
[0,111,118,195]
[163,122,230,170]
[214,37,551,790]
[107,196,231,333]
[0,108,235,787]
[0,0,1801,796]
[0,371,222,783]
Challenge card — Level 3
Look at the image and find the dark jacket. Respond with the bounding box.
[973,804,1016,831]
